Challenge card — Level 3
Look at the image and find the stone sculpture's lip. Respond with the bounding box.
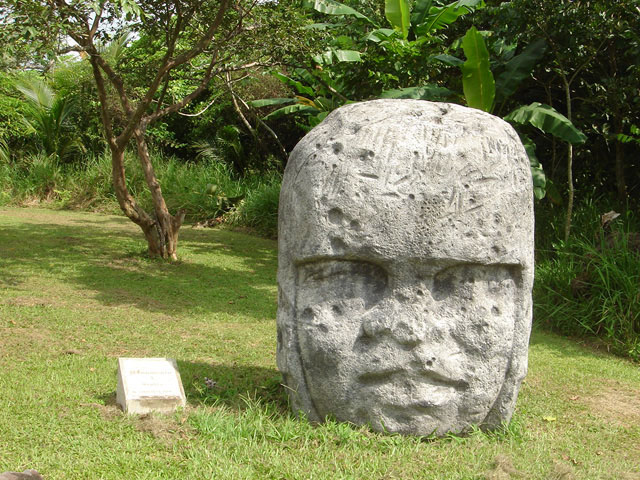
[358,368,468,390]
[358,369,468,412]
[383,384,457,411]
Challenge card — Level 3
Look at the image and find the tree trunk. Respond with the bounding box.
[110,143,184,260]
[564,142,574,242]
[134,128,185,260]
[562,76,574,243]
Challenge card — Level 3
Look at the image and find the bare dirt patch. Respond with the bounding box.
[483,454,524,479]
[581,378,640,427]
[0,326,60,364]
[134,411,195,444]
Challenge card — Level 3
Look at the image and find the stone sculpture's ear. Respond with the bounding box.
[276,280,320,422]
[483,280,533,430]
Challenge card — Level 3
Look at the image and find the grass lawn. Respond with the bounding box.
[0,207,638,480]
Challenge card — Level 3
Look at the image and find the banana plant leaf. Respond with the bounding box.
[415,0,483,36]
[495,38,546,104]
[304,0,373,23]
[263,104,320,121]
[519,133,546,200]
[303,23,341,30]
[505,102,587,145]
[380,85,455,100]
[385,0,411,39]
[366,28,398,43]
[272,73,315,97]
[433,54,464,67]
[314,49,362,65]
[410,0,433,27]
[461,26,495,113]
[249,98,296,108]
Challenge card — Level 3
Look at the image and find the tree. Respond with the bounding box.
[1,0,302,259]
[481,0,640,239]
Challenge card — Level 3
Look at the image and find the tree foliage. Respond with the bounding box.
[0,0,313,259]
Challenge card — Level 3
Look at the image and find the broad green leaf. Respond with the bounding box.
[313,50,335,65]
[303,23,341,30]
[314,97,336,111]
[519,133,546,200]
[433,54,464,67]
[410,0,433,28]
[249,98,296,108]
[457,0,485,7]
[461,26,495,112]
[505,102,587,145]
[416,0,483,35]
[385,0,411,39]
[380,85,455,99]
[334,49,362,62]
[263,104,320,120]
[272,73,315,97]
[366,28,398,43]
[314,49,362,64]
[304,0,373,23]
[495,39,546,103]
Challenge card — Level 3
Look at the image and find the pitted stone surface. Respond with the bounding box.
[277,99,534,436]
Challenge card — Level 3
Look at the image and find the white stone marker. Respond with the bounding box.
[116,358,186,414]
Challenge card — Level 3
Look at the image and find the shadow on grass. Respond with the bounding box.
[177,360,289,413]
[96,361,287,415]
[0,212,277,320]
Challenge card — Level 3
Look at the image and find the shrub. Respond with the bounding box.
[226,173,281,238]
[534,207,640,361]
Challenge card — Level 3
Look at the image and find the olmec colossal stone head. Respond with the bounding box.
[277,99,534,436]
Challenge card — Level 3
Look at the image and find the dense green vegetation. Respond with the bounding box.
[1,208,639,479]
[0,3,638,351]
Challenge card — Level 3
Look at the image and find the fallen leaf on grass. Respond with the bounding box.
[543,416,557,422]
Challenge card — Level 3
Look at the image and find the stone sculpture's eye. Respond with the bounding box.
[433,264,519,301]
[432,264,520,354]
[297,260,387,309]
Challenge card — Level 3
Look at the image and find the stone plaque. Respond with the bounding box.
[277,100,534,436]
[116,358,186,414]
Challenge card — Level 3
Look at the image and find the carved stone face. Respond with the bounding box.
[277,100,534,436]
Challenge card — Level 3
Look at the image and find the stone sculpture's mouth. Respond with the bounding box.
[358,368,469,411]
[358,368,468,389]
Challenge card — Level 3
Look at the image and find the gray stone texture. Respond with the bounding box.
[0,471,44,480]
[277,99,534,436]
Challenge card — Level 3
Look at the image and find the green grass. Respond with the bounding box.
[1,207,639,480]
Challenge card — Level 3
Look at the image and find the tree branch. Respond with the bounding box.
[117,0,231,148]
[88,56,116,149]
[143,52,221,125]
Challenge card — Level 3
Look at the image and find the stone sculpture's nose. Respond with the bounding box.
[361,303,429,347]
